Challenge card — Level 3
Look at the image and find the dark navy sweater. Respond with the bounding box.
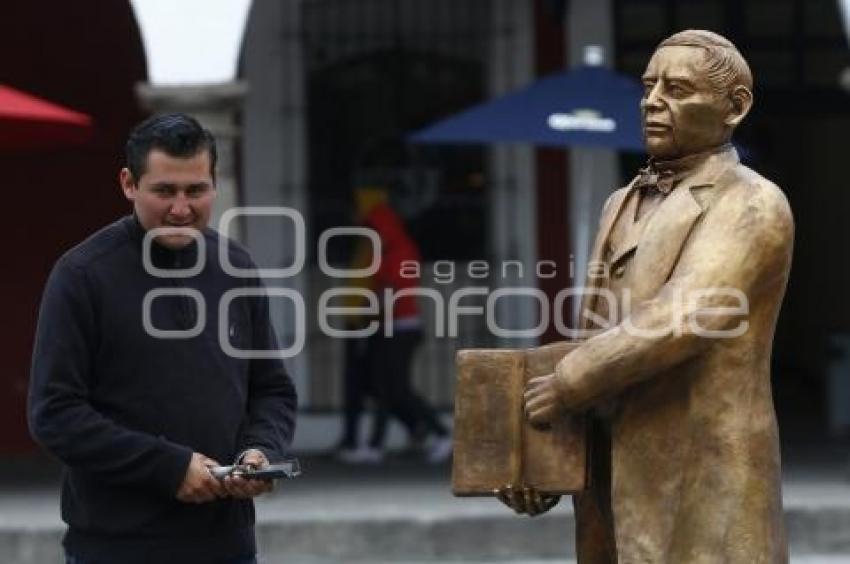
[28,215,297,563]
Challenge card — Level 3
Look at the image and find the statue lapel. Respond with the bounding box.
[629,147,740,299]
[629,184,705,300]
[578,182,636,332]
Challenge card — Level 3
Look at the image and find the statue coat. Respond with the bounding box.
[560,147,793,563]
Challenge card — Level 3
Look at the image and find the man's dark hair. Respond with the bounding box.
[125,113,217,182]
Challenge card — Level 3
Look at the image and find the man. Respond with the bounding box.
[28,113,298,564]
[501,30,793,562]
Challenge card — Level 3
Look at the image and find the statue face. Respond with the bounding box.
[640,46,733,159]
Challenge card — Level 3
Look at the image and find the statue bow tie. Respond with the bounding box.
[633,144,733,195]
[634,164,680,195]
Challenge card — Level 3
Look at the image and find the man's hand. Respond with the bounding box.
[176,452,226,503]
[222,449,275,499]
[524,373,566,427]
[496,484,560,517]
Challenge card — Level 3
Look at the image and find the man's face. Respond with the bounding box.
[640,46,733,159]
[120,149,216,249]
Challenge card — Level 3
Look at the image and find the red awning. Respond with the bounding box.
[0,84,93,152]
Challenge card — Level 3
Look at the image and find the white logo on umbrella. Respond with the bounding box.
[548,109,616,133]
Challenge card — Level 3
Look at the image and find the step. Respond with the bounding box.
[2,455,850,563]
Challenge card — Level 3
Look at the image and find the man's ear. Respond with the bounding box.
[725,85,753,128]
[119,168,137,202]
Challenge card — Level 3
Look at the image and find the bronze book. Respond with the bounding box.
[452,341,586,496]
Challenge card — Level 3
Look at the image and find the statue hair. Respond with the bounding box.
[657,30,753,95]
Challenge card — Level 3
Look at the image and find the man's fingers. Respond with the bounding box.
[224,475,272,499]
[255,479,274,494]
[182,487,216,504]
[247,480,272,497]
[201,456,220,467]
[202,467,226,496]
[242,452,268,469]
[194,483,220,502]
[223,476,248,498]
[240,449,269,469]
[208,480,228,499]
[201,466,227,497]
[175,452,230,503]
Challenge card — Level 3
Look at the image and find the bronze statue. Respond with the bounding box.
[500,30,793,563]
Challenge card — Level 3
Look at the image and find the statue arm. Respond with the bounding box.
[553,184,794,411]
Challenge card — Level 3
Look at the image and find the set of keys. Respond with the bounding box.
[209,458,301,481]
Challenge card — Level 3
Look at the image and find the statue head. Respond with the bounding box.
[640,30,753,159]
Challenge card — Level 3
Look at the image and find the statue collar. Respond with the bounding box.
[636,143,736,194]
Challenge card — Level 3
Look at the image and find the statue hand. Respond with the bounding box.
[495,484,560,517]
[524,373,566,427]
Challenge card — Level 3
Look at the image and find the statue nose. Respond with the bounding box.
[641,83,664,111]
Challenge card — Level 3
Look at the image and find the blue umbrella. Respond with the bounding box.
[410,65,645,152]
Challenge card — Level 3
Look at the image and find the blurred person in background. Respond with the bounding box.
[28,113,297,564]
[353,187,453,464]
[334,234,389,464]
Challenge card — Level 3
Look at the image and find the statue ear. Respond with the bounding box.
[725,85,753,128]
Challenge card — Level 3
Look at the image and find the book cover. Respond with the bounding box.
[452,341,586,496]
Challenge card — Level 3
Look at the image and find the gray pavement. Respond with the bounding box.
[277,559,850,564]
[375,560,850,563]
[1,445,850,563]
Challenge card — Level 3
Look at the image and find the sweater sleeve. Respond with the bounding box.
[28,258,193,496]
[236,278,298,462]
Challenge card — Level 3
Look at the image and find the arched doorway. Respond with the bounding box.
[0,1,147,453]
